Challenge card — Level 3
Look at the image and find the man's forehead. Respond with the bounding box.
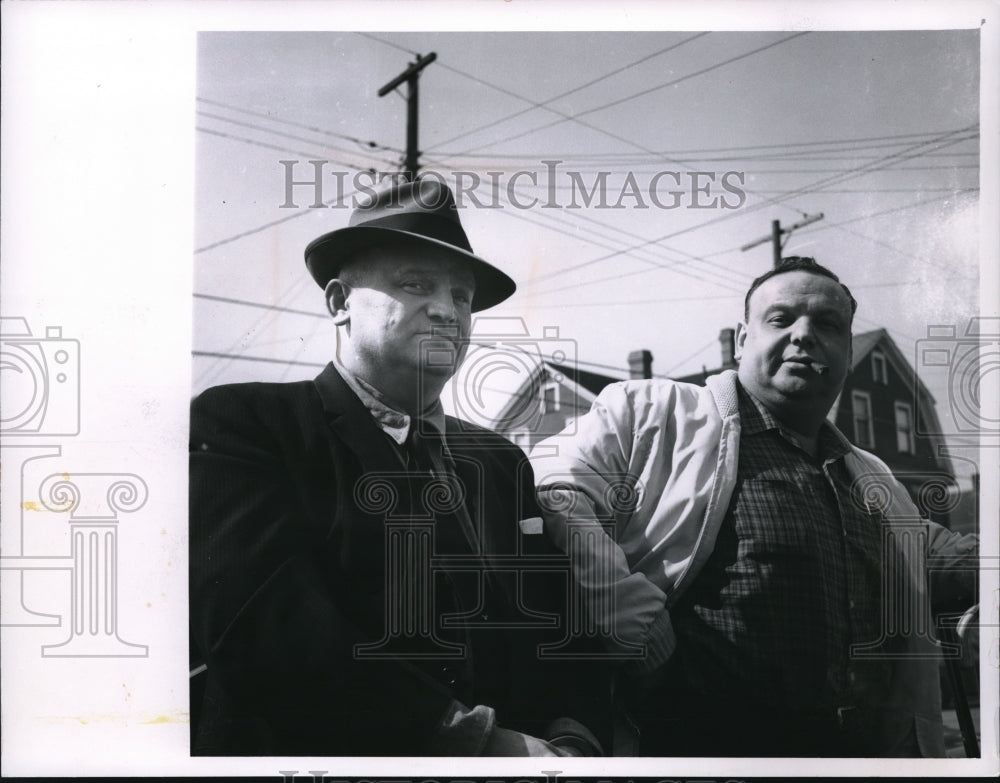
[365,246,475,286]
[748,270,851,313]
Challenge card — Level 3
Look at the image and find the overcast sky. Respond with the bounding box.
[194,30,980,442]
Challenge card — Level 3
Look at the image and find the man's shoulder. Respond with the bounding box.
[190,378,328,445]
[445,415,518,445]
[594,374,728,417]
[193,378,319,413]
[444,416,529,458]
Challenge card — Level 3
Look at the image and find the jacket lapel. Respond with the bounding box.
[314,363,405,470]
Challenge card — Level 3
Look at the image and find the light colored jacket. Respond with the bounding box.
[531,370,977,757]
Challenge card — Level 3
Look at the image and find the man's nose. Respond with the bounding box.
[426,291,458,322]
[789,317,817,345]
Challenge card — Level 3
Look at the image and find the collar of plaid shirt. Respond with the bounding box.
[739,383,852,464]
[333,360,447,445]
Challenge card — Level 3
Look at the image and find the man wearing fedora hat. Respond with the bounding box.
[189,177,607,757]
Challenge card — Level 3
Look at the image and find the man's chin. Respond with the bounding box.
[418,359,459,379]
[770,370,830,398]
[419,344,464,371]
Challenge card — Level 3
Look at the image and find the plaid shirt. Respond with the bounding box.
[667,383,889,713]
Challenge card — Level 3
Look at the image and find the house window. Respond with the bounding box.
[895,401,915,454]
[852,391,875,448]
[542,381,561,413]
[871,351,888,385]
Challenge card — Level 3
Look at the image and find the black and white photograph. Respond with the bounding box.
[2,2,998,780]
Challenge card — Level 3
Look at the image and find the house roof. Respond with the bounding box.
[850,329,884,370]
[439,343,547,430]
[673,364,734,386]
[672,328,936,402]
[547,361,624,397]
[487,360,625,431]
[850,328,936,405]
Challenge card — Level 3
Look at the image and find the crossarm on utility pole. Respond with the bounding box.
[377,52,438,181]
[740,213,824,268]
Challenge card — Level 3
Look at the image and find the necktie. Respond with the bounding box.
[407,424,476,553]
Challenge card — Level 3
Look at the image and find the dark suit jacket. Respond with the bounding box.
[189,364,608,755]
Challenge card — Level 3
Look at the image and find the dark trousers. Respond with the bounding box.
[635,705,872,757]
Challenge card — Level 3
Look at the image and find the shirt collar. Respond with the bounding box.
[737,381,850,462]
[333,361,446,445]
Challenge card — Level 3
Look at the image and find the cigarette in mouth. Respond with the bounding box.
[811,362,829,375]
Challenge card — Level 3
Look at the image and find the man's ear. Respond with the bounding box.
[325,279,351,325]
[734,322,747,361]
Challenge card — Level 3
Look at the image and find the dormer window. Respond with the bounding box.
[542,380,561,413]
[871,351,888,385]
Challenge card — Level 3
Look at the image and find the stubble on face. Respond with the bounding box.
[736,270,853,425]
[335,247,476,409]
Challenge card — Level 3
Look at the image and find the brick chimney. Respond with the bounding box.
[628,349,653,379]
[719,328,736,368]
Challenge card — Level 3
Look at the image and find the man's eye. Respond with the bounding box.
[768,316,789,326]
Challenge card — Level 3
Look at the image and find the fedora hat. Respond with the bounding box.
[305,176,516,312]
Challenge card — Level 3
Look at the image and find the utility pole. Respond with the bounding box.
[377,52,437,181]
[741,213,824,267]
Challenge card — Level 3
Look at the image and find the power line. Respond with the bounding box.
[852,277,977,290]
[356,31,420,58]
[760,126,979,206]
[450,32,810,160]
[499,196,751,292]
[410,34,814,229]
[196,126,374,173]
[419,168,748,296]
[197,96,402,154]
[433,133,978,165]
[362,35,832,252]
[194,292,327,318]
[791,190,979,273]
[194,274,320,389]
[194,185,363,255]
[528,187,973,302]
[192,350,327,368]
[662,336,725,375]
[423,33,711,154]
[490,163,978,175]
[520,292,744,309]
[523,125,980,297]
[794,188,979,235]
[749,188,979,195]
[676,187,979,270]
[535,352,631,378]
[197,110,399,169]
[523,276,976,311]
